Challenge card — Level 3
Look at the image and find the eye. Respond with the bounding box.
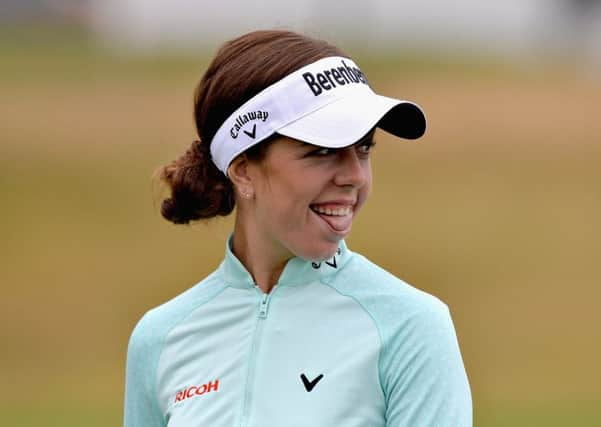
[356,140,376,155]
[309,147,335,157]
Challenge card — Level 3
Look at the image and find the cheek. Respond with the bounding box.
[355,166,373,210]
[258,179,312,224]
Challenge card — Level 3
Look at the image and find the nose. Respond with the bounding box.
[333,147,369,188]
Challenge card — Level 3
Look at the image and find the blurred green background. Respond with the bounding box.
[1,18,600,427]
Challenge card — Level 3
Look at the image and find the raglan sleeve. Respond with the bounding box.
[124,312,166,427]
[381,298,472,427]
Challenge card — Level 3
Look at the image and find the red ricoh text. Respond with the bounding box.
[175,379,220,403]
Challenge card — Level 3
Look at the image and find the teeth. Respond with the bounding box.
[311,205,352,216]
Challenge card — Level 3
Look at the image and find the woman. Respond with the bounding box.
[124,30,472,427]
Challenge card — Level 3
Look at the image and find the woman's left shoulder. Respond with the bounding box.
[334,251,450,319]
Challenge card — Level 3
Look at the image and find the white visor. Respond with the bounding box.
[210,56,426,175]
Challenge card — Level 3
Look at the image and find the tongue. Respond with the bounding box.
[317,212,353,232]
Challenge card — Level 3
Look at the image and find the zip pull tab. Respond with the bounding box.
[258,292,270,318]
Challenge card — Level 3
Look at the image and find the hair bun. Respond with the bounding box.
[159,140,234,224]
[161,197,185,224]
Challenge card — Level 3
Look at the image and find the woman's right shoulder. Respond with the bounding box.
[127,269,227,351]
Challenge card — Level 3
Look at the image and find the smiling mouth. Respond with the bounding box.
[309,204,353,216]
[309,203,354,233]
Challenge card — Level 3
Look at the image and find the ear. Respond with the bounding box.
[228,155,253,197]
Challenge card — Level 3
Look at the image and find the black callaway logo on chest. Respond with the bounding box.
[302,59,368,96]
[300,373,324,392]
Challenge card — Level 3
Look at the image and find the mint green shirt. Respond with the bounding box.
[124,239,472,426]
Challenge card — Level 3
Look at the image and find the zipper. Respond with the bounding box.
[258,291,270,318]
[239,285,275,427]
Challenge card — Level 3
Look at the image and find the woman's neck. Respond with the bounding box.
[231,219,292,294]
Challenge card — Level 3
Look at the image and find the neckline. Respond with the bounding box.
[221,235,352,290]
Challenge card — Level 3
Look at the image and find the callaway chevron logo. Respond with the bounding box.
[311,247,341,269]
[300,373,324,392]
[230,110,269,139]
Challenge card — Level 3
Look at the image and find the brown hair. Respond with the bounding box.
[159,30,346,224]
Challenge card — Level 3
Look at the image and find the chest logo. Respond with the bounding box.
[174,379,220,403]
[300,373,324,392]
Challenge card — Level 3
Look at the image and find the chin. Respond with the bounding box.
[294,240,341,262]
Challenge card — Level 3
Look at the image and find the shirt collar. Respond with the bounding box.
[220,235,353,289]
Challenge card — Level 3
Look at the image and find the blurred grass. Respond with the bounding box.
[1,24,600,425]
[1,406,120,427]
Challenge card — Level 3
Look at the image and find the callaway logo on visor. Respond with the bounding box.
[209,56,426,175]
[230,110,269,139]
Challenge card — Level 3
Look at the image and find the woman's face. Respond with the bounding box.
[244,132,374,261]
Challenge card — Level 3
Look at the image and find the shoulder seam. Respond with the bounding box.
[320,271,387,400]
[151,280,229,420]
